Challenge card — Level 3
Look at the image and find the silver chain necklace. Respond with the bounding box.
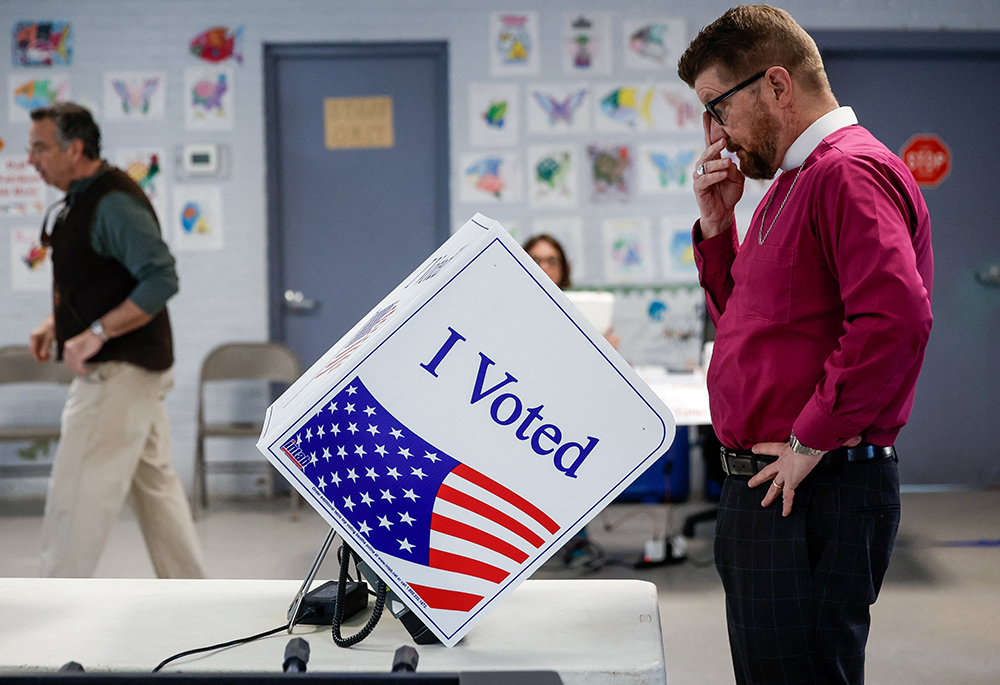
[758,164,805,245]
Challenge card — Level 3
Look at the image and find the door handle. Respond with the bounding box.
[284,289,319,312]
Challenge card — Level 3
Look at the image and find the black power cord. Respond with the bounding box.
[151,607,317,672]
[332,542,387,647]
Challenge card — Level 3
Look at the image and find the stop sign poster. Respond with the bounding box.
[258,213,675,646]
[901,134,951,187]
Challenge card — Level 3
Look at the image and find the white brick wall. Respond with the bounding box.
[1,0,997,497]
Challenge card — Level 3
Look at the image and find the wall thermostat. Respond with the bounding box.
[177,143,228,178]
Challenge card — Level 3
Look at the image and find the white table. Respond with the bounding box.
[634,367,711,427]
[0,578,666,685]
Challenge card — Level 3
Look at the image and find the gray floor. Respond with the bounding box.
[2,488,999,684]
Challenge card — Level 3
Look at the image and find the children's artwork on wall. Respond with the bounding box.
[103,72,166,121]
[528,145,577,208]
[658,83,702,132]
[10,226,51,291]
[9,74,70,123]
[490,12,540,76]
[612,287,704,369]
[637,142,699,195]
[184,66,233,131]
[189,26,244,64]
[659,216,700,283]
[526,83,590,134]
[587,144,634,203]
[593,83,656,132]
[562,13,611,76]
[12,21,72,67]
[459,152,523,204]
[172,185,224,250]
[603,217,654,283]
[115,148,169,228]
[622,19,686,71]
[468,82,519,147]
[529,216,585,281]
[0,154,47,215]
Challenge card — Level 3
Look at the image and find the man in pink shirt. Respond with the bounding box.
[678,6,932,684]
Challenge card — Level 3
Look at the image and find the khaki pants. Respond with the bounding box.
[40,362,205,578]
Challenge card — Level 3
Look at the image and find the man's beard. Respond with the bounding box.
[729,106,780,180]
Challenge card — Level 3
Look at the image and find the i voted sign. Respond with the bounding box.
[258,213,675,646]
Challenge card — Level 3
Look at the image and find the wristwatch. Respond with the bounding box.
[89,319,110,343]
[789,431,824,456]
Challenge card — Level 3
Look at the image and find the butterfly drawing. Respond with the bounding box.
[112,78,161,115]
[531,90,587,126]
[648,150,696,188]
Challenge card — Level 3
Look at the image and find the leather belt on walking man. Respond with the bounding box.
[720,443,897,477]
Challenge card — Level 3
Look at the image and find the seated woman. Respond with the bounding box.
[524,233,619,349]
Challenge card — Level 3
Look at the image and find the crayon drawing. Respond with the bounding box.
[184,66,233,130]
[490,12,540,76]
[562,13,611,76]
[9,74,70,123]
[104,72,166,121]
[12,21,72,67]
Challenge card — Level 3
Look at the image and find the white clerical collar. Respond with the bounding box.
[780,106,858,171]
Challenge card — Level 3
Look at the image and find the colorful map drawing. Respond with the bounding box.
[12,21,72,66]
[587,145,633,203]
[12,76,69,116]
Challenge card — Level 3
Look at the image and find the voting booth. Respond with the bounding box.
[257,214,675,647]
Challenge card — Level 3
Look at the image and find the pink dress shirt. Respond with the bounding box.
[694,118,933,452]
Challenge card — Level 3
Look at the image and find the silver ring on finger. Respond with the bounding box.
[696,163,705,176]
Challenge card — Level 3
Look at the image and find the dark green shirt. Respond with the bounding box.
[65,168,178,315]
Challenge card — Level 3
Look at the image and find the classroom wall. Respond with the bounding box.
[2,0,998,497]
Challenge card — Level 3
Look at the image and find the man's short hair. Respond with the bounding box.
[677,5,830,95]
[30,102,102,160]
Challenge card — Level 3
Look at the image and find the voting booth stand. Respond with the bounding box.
[257,214,675,648]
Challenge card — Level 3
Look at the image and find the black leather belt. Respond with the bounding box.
[720,443,896,477]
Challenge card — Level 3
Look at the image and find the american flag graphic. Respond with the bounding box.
[280,376,561,613]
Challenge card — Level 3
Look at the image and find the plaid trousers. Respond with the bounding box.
[715,455,900,685]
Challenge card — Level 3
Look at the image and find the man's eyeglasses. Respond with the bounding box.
[705,71,766,126]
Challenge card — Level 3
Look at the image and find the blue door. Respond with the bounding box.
[265,42,450,369]
[814,32,1000,484]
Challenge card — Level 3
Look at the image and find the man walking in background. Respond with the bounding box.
[27,102,204,578]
